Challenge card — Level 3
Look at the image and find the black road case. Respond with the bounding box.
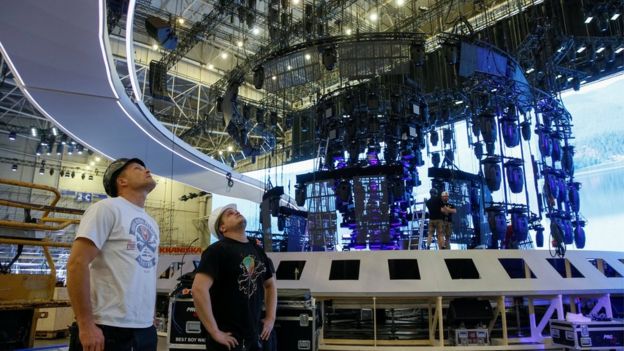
[274,289,321,351]
[550,319,624,350]
[168,297,208,350]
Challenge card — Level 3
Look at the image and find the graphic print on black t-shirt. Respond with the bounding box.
[238,255,267,297]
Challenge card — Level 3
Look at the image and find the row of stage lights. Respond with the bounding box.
[8,127,90,157]
[9,159,101,181]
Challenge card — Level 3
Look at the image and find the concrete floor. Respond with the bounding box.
[32,335,171,351]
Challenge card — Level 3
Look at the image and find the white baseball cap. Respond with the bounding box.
[208,203,237,238]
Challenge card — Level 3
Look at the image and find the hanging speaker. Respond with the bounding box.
[504,159,524,193]
[501,118,520,148]
[511,210,529,242]
[574,221,586,248]
[482,157,502,192]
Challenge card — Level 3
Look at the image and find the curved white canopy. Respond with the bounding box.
[0,0,267,203]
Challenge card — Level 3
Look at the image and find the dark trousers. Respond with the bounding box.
[69,322,157,351]
[205,331,276,351]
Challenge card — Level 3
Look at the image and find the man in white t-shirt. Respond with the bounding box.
[67,158,159,351]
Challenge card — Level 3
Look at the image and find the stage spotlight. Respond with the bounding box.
[504,159,524,193]
[39,166,45,175]
[8,131,16,141]
[511,210,529,242]
[573,220,586,248]
[36,144,43,156]
[535,226,544,247]
[479,112,497,143]
[563,218,574,245]
[551,135,562,161]
[366,145,380,166]
[486,207,506,248]
[56,143,64,155]
[501,118,519,147]
[520,121,531,141]
[568,182,581,213]
[30,127,38,137]
[482,157,501,192]
[12,164,18,172]
[538,130,552,157]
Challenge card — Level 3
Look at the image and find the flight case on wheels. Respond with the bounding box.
[550,319,624,350]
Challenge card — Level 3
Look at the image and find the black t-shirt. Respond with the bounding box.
[426,197,443,220]
[196,237,274,343]
[442,202,455,222]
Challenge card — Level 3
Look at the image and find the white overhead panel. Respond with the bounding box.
[0,0,267,203]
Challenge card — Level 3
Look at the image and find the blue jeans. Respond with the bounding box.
[69,322,157,351]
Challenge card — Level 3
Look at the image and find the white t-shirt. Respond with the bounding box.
[75,196,160,328]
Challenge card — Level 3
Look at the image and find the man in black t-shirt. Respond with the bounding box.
[440,191,457,250]
[192,204,277,351]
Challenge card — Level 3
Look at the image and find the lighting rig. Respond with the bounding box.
[284,37,584,254]
[294,75,429,250]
